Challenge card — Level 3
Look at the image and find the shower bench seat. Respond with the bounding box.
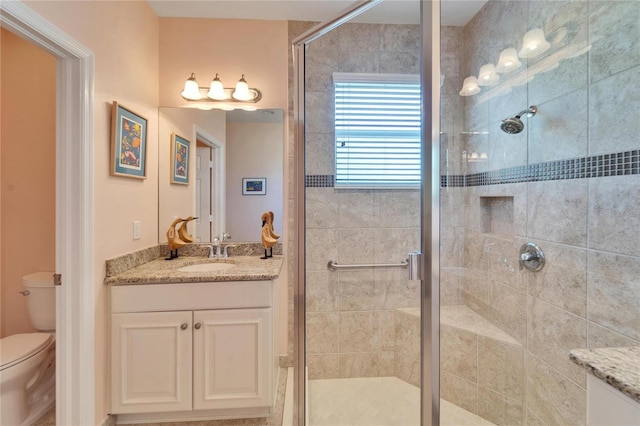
[394,305,524,415]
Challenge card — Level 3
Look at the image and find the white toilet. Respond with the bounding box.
[0,272,56,426]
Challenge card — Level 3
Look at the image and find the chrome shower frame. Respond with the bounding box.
[292,0,441,424]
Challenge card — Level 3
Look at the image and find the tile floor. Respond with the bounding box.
[308,377,495,426]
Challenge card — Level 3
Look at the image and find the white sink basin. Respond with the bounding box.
[178,262,237,273]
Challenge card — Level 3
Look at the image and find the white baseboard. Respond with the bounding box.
[101,414,116,426]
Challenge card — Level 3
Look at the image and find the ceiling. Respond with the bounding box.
[147,0,488,27]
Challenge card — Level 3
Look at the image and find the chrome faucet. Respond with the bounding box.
[212,236,223,258]
[207,245,215,259]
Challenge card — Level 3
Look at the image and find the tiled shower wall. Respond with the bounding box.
[442,1,640,424]
[300,22,423,381]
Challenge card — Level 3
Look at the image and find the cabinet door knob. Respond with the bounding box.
[180,323,188,330]
[194,322,202,330]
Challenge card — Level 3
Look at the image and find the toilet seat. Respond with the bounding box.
[0,333,53,371]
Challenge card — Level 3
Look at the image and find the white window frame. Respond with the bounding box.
[333,72,421,189]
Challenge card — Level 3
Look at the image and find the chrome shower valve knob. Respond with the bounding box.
[518,242,545,272]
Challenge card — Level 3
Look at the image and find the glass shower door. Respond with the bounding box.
[293,0,430,424]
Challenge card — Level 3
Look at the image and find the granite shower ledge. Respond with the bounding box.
[569,346,640,403]
[104,255,284,285]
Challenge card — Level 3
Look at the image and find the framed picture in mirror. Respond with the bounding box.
[171,133,190,185]
[110,101,147,179]
[242,178,266,195]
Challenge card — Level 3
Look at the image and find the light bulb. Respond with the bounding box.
[232,74,253,101]
[207,73,226,100]
[495,48,522,73]
[477,64,500,86]
[459,76,481,96]
[181,73,202,100]
[518,28,550,58]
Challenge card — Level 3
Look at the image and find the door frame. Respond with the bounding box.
[0,2,95,424]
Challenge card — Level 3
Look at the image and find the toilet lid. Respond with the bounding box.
[0,333,53,370]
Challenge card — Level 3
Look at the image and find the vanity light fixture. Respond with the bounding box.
[207,73,226,100]
[459,76,481,96]
[518,28,550,58]
[232,75,252,101]
[477,63,500,86]
[467,151,488,162]
[180,72,262,103]
[495,48,522,73]
[181,73,202,100]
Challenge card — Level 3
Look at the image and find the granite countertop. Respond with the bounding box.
[569,346,640,403]
[104,255,284,285]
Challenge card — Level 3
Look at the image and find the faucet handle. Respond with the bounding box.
[213,236,220,245]
[222,232,231,242]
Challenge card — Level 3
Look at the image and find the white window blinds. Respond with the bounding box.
[334,73,421,188]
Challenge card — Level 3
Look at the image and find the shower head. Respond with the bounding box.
[500,106,537,134]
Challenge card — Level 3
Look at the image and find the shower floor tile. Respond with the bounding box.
[308,377,494,426]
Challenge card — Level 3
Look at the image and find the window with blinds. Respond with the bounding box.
[334,73,421,188]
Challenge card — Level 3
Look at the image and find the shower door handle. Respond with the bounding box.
[408,251,423,281]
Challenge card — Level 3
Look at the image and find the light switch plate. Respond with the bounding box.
[133,221,141,240]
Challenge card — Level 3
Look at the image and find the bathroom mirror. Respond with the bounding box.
[158,107,284,243]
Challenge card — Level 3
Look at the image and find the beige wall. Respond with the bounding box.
[226,121,284,242]
[158,18,289,110]
[23,1,160,423]
[0,28,56,338]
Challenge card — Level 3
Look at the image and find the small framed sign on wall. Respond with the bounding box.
[242,178,266,195]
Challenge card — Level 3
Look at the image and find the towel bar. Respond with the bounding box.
[327,259,409,270]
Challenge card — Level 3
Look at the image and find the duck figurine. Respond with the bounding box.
[260,211,280,259]
[177,216,198,243]
[166,217,188,260]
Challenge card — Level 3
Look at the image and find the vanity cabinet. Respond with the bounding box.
[110,280,276,423]
[111,311,193,414]
[192,308,271,411]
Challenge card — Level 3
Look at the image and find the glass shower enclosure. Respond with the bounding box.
[293,0,436,424]
[292,0,639,424]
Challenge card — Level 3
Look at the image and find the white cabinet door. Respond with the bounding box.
[193,308,272,411]
[111,311,193,414]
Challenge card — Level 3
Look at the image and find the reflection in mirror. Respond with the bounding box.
[158,108,284,243]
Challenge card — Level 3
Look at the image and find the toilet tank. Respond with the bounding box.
[23,272,56,331]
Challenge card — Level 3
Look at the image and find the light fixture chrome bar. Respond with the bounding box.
[180,87,262,103]
[327,259,409,270]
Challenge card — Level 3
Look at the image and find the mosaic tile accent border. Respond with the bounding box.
[444,149,639,188]
[305,150,639,188]
[306,174,335,187]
